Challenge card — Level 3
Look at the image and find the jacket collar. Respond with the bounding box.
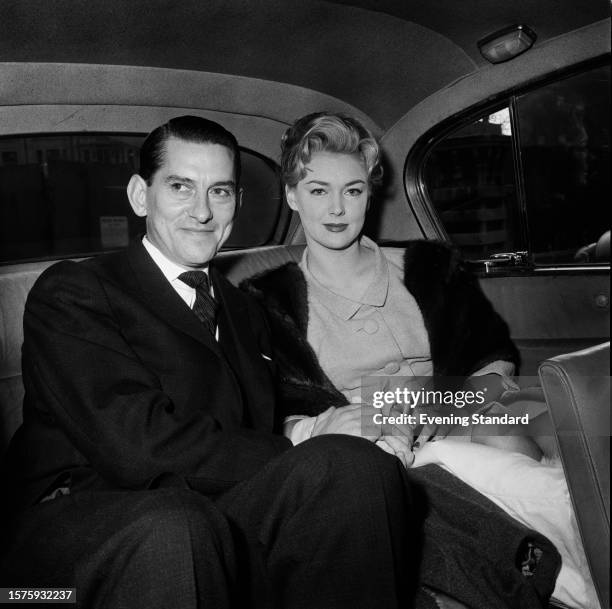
[125,240,221,353]
[300,236,389,321]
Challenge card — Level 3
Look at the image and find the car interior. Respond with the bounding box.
[0,1,609,607]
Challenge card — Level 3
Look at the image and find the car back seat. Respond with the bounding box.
[3,245,603,608]
[0,244,304,456]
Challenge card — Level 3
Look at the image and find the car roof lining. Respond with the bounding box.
[1,0,608,129]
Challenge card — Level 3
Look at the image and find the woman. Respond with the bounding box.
[247,111,546,459]
[242,113,596,608]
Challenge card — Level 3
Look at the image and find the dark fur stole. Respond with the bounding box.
[241,240,519,418]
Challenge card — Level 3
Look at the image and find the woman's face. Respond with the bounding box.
[286,151,369,251]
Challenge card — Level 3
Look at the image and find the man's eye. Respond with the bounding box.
[210,187,234,198]
[170,182,192,194]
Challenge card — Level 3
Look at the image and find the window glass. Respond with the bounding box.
[422,63,610,266]
[0,134,282,264]
[516,65,610,264]
[422,108,521,260]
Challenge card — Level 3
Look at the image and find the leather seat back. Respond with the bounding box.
[539,342,610,609]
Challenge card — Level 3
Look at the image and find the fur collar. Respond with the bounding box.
[242,262,348,417]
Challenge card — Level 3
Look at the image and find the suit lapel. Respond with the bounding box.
[124,241,222,355]
[212,269,247,375]
[119,242,273,431]
[212,268,274,431]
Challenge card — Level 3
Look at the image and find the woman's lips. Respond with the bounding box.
[323,223,348,232]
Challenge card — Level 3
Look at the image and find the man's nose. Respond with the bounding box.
[328,193,345,216]
[190,191,213,222]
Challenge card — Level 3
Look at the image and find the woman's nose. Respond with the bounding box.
[328,194,345,216]
[190,192,213,222]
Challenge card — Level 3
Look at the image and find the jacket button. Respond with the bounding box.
[383,361,401,374]
[42,412,56,425]
[363,319,379,334]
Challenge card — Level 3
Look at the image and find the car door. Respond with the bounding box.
[400,61,610,377]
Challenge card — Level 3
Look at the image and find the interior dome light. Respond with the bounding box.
[478,25,537,64]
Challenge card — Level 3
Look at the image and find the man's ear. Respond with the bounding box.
[285,185,298,211]
[127,174,148,217]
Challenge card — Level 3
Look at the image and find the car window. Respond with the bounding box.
[421,63,610,267]
[0,133,283,264]
[421,107,521,261]
[516,66,610,264]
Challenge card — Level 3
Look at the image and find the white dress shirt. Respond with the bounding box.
[142,236,218,339]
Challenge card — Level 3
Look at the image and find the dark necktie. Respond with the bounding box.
[178,271,218,336]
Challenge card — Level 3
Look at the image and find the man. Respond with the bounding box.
[0,116,415,608]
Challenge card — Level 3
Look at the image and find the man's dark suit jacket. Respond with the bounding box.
[4,240,291,512]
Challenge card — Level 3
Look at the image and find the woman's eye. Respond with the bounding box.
[345,188,364,197]
[310,188,326,196]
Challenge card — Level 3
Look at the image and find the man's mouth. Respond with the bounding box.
[323,223,348,232]
[183,227,215,234]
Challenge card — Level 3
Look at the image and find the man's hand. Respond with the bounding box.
[311,404,380,442]
[376,435,415,469]
[310,404,416,467]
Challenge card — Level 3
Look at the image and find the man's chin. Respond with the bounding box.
[181,249,218,268]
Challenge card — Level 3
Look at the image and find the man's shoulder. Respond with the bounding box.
[31,249,132,298]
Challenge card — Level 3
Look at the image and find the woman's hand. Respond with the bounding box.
[311,404,380,441]
[411,414,455,448]
[411,374,507,447]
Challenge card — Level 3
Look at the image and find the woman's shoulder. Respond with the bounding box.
[379,244,405,271]
[380,239,460,279]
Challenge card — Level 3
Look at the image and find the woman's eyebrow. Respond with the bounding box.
[304,179,366,186]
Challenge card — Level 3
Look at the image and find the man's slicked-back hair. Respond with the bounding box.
[281,112,382,189]
[139,115,241,185]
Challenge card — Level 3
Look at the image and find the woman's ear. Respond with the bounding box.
[127,174,148,217]
[285,184,299,211]
[233,187,244,218]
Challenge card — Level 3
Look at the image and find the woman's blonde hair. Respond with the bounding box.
[281,112,382,188]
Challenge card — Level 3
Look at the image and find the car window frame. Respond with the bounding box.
[404,55,611,276]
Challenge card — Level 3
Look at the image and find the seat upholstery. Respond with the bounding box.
[539,342,610,609]
[0,260,58,455]
[0,245,304,456]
